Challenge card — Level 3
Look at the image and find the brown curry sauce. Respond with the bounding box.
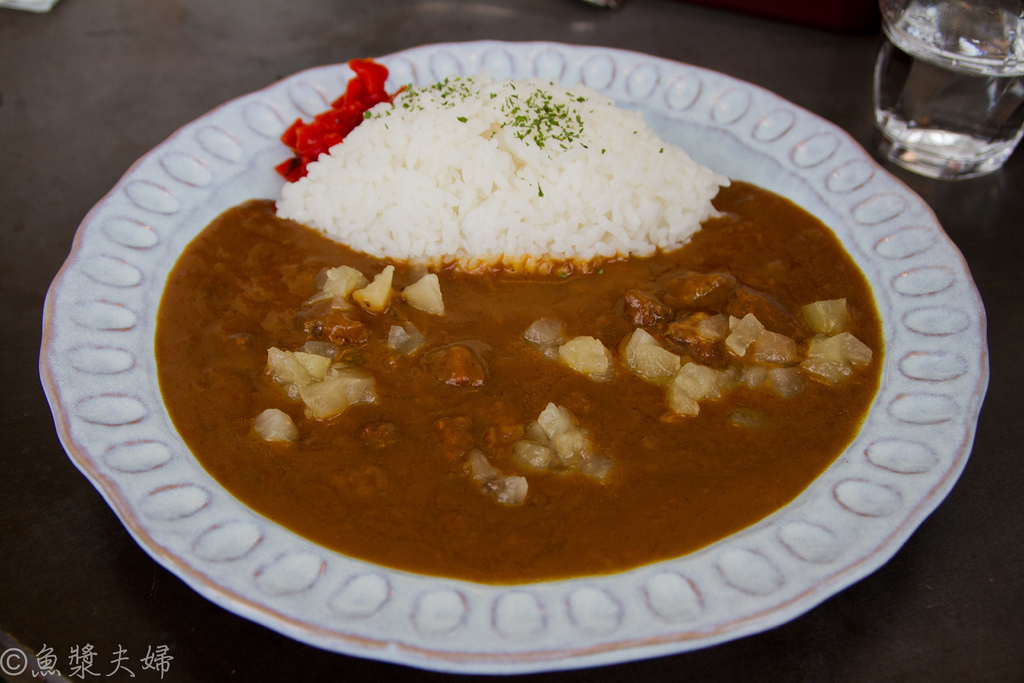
[155,182,882,583]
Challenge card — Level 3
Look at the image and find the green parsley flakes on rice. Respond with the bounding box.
[276,72,728,272]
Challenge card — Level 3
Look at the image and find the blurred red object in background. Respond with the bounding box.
[682,0,880,32]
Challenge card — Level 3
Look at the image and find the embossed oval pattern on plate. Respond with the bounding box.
[889,393,960,425]
[790,132,840,168]
[709,87,751,124]
[328,573,392,620]
[531,48,566,81]
[566,587,622,634]
[643,571,703,622]
[139,484,210,521]
[851,192,908,225]
[903,306,972,336]
[288,81,329,118]
[833,479,902,517]
[196,126,243,162]
[892,267,956,297]
[243,101,285,138]
[124,180,180,215]
[865,439,939,474]
[481,48,515,80]
[103,440,173,473]
[412,589,469,636]
[900,350,969,381]
[492,591,547,639]
[193,521,264,562]
[69,345,134,375]
[428,51,463,82]
[826,159,875,193]
[663,72,702,111]
[70,300,136,331]
[751,108,795,142]
[777,521,843,564]
[625,62,660,100]
[384,57,416,90]
[716,549,784,596]
[75,394,146,426]
[874,226,939,259]
[160,152,213,187]
[101,217,159,249]
[581,53,616,92]
[81,256,143,288]
[255,552,324,596]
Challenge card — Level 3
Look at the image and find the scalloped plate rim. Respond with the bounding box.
[38,40,989,674]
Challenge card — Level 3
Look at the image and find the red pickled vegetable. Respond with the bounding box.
[275,59,402,182]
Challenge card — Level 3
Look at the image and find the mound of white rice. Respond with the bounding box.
[277,72,728,270]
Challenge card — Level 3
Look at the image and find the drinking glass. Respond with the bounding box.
[874,0,1024,179]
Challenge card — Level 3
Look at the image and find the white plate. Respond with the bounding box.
[39,41,988,674]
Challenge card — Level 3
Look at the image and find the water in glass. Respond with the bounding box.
[874,0,1024,178]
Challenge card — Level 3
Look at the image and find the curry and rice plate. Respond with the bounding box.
[155,65,881,583]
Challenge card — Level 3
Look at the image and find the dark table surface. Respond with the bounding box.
[2,1,1022,681]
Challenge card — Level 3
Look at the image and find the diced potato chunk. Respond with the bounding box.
[524,318,565,346]
[298,377,351,419]
[302,288,333,307]
[666,383,700,416]
[323,265,369,299]
[801,356,850,384]
[552,429,589,467]
[618,325,651,352]
[621,327,657,361]
[536,403,575,440]
[621,329,681,386]
[558,336,612,378]
[794,335,860,387]
[324,366,377,405]
[292,351,331,381]
[742,364,768,388]
[305,266,367,308]
[253,408,298,442]
[666,361,737,417]
[403,273,445,315]
[724,313,765,357]
[672,363,722,400]
[768,367,806,397]
[513,440,555,471]
[466,449,528,505]
[387,323,426,355]
[524,420,549,444]
[633,344,682,386]
[807,334,846,363]
[717,365,742,392]
[299,370,376,419]
[753,331,798,365]
[579,453,614,480]
[802,298,849,334]
[695,313,729,341]
[466,449,501,481]
[515,404,610,480]
[838,332,873,365]
[485,475,528,505]
[267,347,314,388]
[352,265,394,313]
